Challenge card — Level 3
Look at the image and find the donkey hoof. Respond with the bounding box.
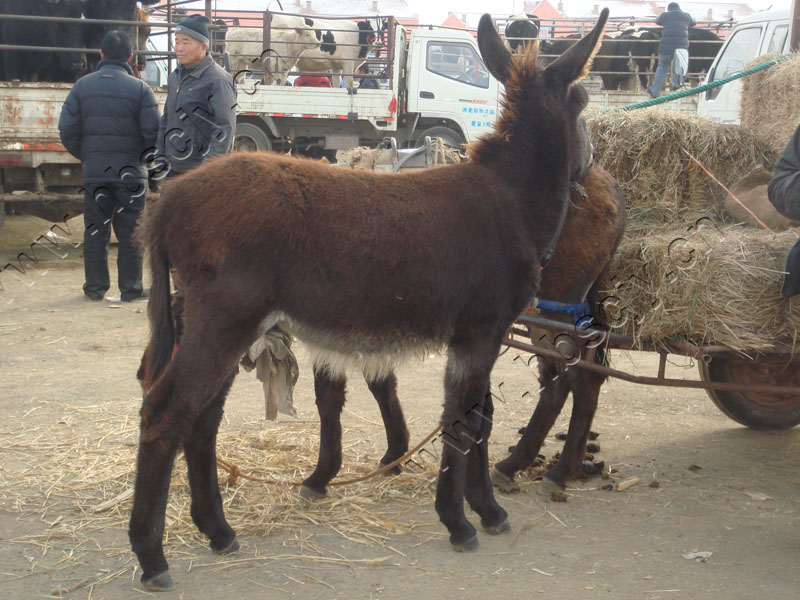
[451,535,479,552]
[491,467,520,493]
[537,475,566,500]
[142,570,174,592]
[483,518,512,536]
[212,536,240,555]
[299,485,326,501]
[379,459,402,475]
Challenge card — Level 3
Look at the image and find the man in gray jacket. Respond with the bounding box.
[154,15,237,180]
[648,3,695,98]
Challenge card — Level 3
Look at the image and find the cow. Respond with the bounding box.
[504,13,540,53]
[225,18,319,84]
[135,7,151,74]
[83,0,161,72]
[592,28,660,91]
[593,26,721,91]
[0,0,87,83]
[688,27,723,79]
[293,17,377,88]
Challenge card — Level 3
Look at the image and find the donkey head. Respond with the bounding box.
[476,9,607,182]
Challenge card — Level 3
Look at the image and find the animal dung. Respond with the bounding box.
[555,431,568,440]
[588,431,600,440]
[550,490,568,502]
[586,442,601,453]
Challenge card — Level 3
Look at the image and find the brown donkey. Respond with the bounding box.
[131,11,609,591]
[302,166,626,499]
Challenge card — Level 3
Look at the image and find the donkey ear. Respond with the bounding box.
[477,14,512,85]
[546,8,608,86]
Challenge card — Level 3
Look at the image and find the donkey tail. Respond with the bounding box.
[141,235,174,389]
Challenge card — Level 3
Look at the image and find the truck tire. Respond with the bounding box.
[234,122,272,153]
[414,126,465,150]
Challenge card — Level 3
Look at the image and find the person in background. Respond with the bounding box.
[648,2,695,98]
[768,123,800,298]
[153,14,237,182]
[357,64,379,89]
[58,31,159,302]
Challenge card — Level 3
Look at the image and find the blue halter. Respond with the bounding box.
[533,298,592,327]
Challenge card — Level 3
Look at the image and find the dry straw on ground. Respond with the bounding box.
[0,403,440,594]
[741,53,800,157]
[586,109,775,235]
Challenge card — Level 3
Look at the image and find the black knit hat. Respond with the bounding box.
[174,15,210,45]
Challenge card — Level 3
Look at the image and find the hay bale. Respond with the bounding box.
[741,53,800,157]
[586,109,775,235]
[607,224,800,352]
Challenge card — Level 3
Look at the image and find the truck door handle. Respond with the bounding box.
[419,91,435,99]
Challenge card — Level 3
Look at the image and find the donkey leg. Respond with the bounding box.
[130,303,260,589]
[301,368,346,499]
[493,357,570,492]
[365,371,409,473]
[464,386,510,535]
[544,366,604,490]
[183,374,239,555]
[436,340,505,551]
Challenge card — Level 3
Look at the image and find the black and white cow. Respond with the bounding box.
[0,0,87,82]
[504,13,540,53]
[83,0,161,72]
[593,27,660,91]
[294,17,376,88]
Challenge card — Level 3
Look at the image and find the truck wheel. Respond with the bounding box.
[698,356,800,430]
[235,122,272,152]
[414,126,464,150]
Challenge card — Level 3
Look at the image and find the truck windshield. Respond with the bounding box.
[426,41,490,88]
[707,26,762,100]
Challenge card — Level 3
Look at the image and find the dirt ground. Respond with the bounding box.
[2,214,799,600]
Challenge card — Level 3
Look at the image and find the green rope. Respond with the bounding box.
[603,52,800,112]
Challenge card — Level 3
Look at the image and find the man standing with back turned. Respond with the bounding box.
[154,14,237,181]
[59,31,159,302]
[648,2,695,98]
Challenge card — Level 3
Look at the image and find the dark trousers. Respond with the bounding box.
[82,182,145,300]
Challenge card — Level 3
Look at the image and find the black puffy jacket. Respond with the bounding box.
[656,9,695,54]
[769,123,800,221]
[58,59,159,183]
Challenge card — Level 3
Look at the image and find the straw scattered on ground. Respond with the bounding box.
[741,53,800,157]
[0,401,442,595]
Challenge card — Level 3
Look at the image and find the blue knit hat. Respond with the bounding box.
[175,15,210,45]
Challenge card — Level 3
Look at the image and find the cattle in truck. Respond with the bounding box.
[0,0,87,83]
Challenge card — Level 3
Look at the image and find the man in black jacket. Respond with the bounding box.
[155,15,236,179]
[768,123,800,297]
[648,3,695,98]
[59,31,159,302]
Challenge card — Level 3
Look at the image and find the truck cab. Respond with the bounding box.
[406,27,501,147]
[697,9,790,124]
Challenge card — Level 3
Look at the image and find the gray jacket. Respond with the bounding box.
[155,54,237,175]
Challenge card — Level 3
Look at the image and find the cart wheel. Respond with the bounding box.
[414,126,465,150]
[698,357,800,430]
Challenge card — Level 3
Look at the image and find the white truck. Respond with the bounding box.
[696,9,790,124]
[0,17,501,225]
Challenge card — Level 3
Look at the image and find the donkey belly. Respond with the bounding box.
[275,315,444,381]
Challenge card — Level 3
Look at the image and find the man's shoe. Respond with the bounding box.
[122,289,149,303]
[84,293,104,302]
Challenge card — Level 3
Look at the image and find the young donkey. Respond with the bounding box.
[132,10,609,591]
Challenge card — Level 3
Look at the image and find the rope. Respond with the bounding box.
[604,52,800,113]
[682,148,771,231]
[216,424,443,488]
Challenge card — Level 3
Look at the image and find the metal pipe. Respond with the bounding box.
[0,14,172,28]
[502,337,800,395]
